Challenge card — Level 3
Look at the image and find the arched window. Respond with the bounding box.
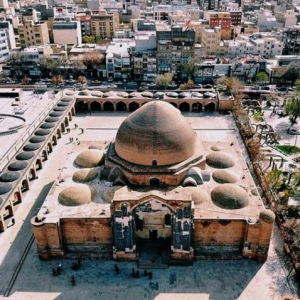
[152,160,157,166]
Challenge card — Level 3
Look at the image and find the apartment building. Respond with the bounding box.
[0,29,10,63]
[91,10,119,44]
[204,11,233,39]
[74,11,92,37]
[132,51,156,82]
[17,20,49,47]
[201,27,223,56]
[282,26,300,55]
[224,36,283,58]
[52,19,82,45]
[156,24,195,76]
[105,39,134,79]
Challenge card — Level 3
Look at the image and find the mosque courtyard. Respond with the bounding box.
[0,110,298,300]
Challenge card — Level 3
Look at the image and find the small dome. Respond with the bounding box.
[35,129,51,136]
[115,101,196,166]
[29,136,46,143]
[183,187,210,204]
[206,152,235,169]
[61,96,73,102]
[0,171,20,182]
[23,143,41,151]
[58,185,95,206]
[72,168,98,183]
[8,161,28,171]
[102,186,123,203]
[75,149,104,168]
[64,90,76,96]
[211,145,223,151]
[16,152,35,161]
[54,106,67,112]
[0,182,12,195]
[45,117,59,123]
[50,112,63,117]
[58,102,69,107]
[40,123,55,129]
[212,170,238,184]
[91,91,103,97]
[78,89,90,96]
[259,209,275,224]
[211,184,249,209]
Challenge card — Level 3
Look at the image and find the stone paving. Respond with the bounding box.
[0,111,299,300]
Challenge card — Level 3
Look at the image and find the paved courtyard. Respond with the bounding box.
[0,111,298,300]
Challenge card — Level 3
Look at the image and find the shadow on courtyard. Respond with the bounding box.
[0,181,54,297]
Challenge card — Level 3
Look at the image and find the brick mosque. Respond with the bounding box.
[31,100,275,263]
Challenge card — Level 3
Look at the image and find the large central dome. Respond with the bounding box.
[115,101,197,166]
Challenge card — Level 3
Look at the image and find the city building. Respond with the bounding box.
[282,26,300,55]
[52,18,82,45]
[156,24,195,77]
[201,27,224,56]
[17,20,49,47]
[91,10,120,44]
[105,39,134,79]
[204,11,233,40]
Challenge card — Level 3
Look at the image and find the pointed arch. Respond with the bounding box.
[179,102,190,112]
[103,101,114,111]
[116,101,127,111]
[91,101,101,111]
[129,102,139,112]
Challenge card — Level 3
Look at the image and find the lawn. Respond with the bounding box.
[275,145,300,155]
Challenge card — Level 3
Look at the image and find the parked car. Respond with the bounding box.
[288,127,300,135]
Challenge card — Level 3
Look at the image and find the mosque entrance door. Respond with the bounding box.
[134,199,172,265]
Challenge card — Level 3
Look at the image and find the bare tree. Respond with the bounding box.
[155,73,173,91]
[82,50,104,77]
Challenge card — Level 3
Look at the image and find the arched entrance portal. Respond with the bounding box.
[133,200,172,263]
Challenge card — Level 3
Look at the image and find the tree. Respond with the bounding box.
[285,95,300,129]
[266,168,283,190]
[77,76,87,84]
[216,76,242,96]
[255,72,268,85]
[155,73,173,90]
[82,50,104,70]
[82,35,96,44]
[179,57,201,79]
[282,62,300,85]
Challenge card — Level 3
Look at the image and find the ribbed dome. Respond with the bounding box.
[72,168,98,183]
[211,184,249,209]
[115,101,196,166]
[206,152,235,169]
[8,161,28,171]
[212,170,238,184]
[75,149,104,168]
[0,171,20,182]
[58,185,95,206]
[183,187,210,204]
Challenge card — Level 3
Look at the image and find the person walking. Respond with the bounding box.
[71,275,76,286]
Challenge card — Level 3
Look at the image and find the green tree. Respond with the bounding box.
[155,72,173,90]
[282,62,300,85]
[255,72,268,85]
[179,57,201,79]
[216,76,242,96]
[266,168,283,190]
[82,35,96,44]
[285,95,300,128]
